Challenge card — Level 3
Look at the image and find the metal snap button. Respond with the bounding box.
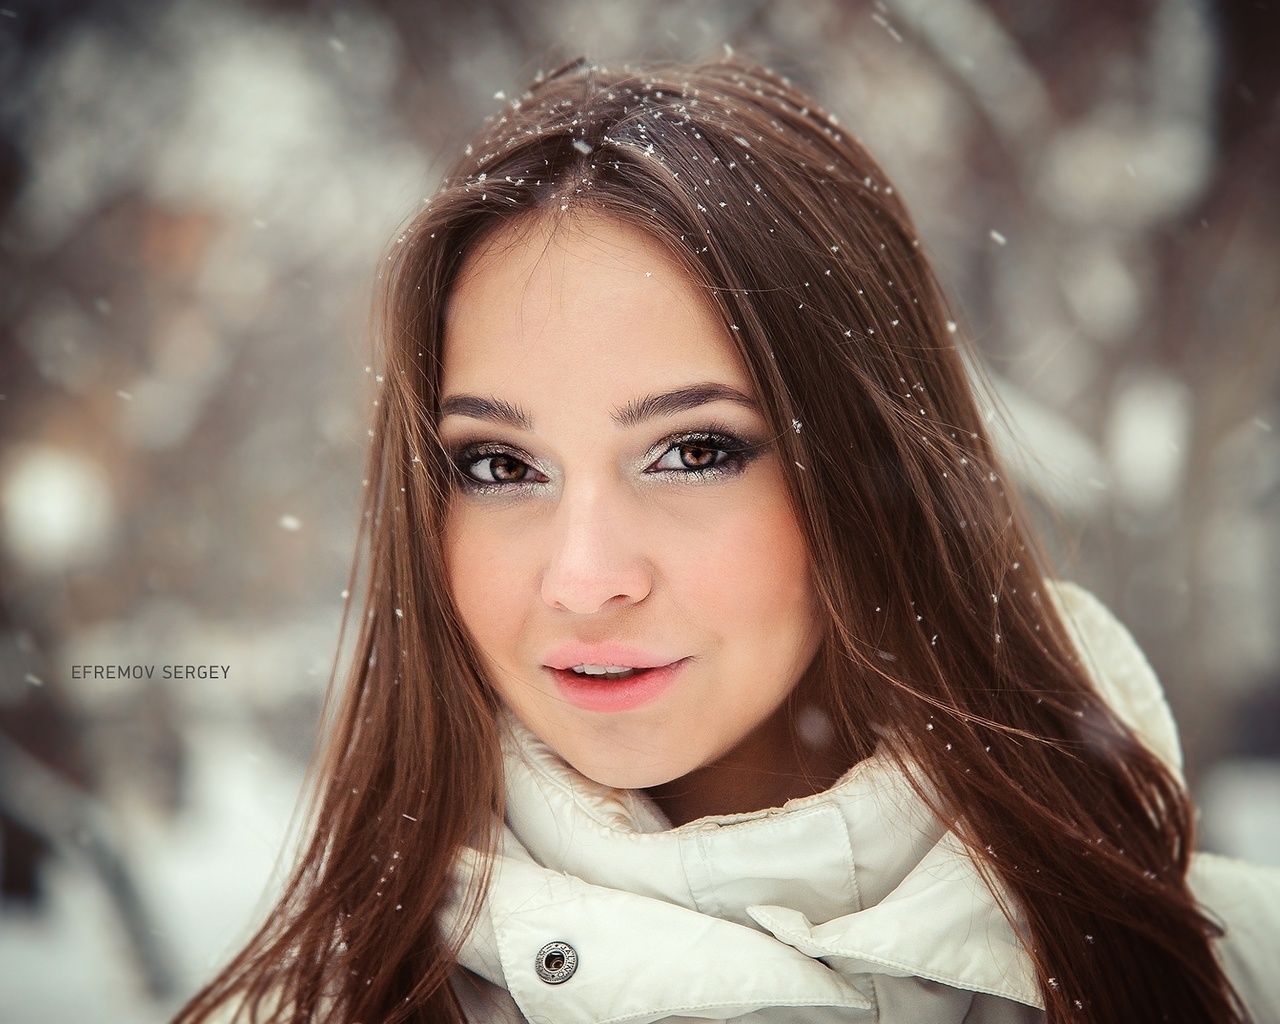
[535,940,578,984]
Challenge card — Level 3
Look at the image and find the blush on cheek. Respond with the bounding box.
[721,493,811,599]
[443,518,517,658]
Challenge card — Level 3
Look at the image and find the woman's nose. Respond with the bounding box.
[539,482,653,615]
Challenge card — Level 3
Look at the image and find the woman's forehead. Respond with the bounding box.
[448,210,690,312]
[440,210,752,399]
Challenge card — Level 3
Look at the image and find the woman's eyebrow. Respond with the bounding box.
[438,394,531,429]
[613,383,760,427]
[438,382,760,429]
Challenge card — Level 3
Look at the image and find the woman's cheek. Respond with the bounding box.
[671,496,803,630]
[444,511,525,657]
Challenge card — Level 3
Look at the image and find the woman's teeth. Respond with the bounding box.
[570,664,641,679]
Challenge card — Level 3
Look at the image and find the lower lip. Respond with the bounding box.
[547,659,688,713]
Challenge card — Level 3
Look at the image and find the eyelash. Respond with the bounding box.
[446,427,765,495]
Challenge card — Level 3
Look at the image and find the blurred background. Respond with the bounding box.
[0,0,1276,1020]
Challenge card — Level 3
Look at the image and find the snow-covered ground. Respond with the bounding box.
[0,723,305,1024]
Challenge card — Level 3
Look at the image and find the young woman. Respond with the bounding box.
[174,57,1278,1023]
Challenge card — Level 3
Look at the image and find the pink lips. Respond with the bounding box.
[543,643,688,713]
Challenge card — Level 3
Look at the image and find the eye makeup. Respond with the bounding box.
[443,422,773,496]
[444,440,550,494]
[642,428,768,483]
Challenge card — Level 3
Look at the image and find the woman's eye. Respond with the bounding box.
[646,433,758,478]
[650,441,731,472]
[473,454,532,483]
[452,448,546,489]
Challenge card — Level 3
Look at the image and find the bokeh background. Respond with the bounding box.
[0,1,1277,1021]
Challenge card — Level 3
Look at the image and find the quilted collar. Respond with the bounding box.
[463,713,1045,1018]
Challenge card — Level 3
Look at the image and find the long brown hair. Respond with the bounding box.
[174,56,1245,1024]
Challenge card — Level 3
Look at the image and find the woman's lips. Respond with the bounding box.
[543,643,680,671]
[547,658,688,713]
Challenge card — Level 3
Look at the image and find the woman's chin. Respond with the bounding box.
[566,754,693,793]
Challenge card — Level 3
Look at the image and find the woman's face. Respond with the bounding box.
[440,210,822,795]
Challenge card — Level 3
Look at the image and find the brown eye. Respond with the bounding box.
[678,443,719,469]
[487,454,529,482]
[646,431,755,478]
[451,445,546,489]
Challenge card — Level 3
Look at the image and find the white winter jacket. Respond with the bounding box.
[446,582,1280,1023]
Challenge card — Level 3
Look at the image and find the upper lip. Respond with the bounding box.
[543,643,683,671]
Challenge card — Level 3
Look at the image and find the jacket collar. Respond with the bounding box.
[491,713,1043,1012]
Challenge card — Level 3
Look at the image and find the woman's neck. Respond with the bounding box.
[644,702,849,826]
